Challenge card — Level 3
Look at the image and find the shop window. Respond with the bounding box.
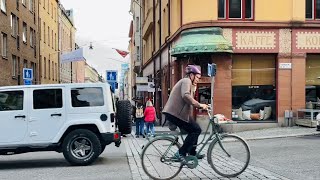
[306,55,320,107]
[232,55,276,121]
[218,0,253,20]
[306,0,320,20]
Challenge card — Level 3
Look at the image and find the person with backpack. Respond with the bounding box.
[135,102,145,138]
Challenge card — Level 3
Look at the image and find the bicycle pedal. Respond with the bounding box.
[184,155,198,169]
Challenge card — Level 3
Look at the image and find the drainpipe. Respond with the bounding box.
[158,0,162,123]
[168,0,171,93]
[153,0,156,108]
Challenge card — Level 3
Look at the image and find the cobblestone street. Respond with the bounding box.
[123,134,291,180]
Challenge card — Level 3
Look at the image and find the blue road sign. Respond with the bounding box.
[24,79,32,85]
[109,82,118,92]
[207,63,217,77]
[106,71,117,82]
[23,68,33,80]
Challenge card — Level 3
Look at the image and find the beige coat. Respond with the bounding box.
[162,78,200,123]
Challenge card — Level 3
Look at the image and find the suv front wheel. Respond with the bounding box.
[62,129,102,166]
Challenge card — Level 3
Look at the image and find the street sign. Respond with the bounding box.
[23,68,33,80]
[24,79,32,85]
[106,70,117,82]
[207,63,217,77]
[109,82,118,92]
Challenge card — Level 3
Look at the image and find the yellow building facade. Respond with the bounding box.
[141,0,320,128]
[39,0,59,84]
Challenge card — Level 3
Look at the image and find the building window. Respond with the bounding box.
[1,0,6,13]
[12,55,17,77]
[306,0,320,20]
[306,55,320,104]
[44,57,46,78]
[1,32,7,58]
[218,0,253,20]
[232,55,276,121]
[22,22,27,43]
[30,27,34,47]
[136,17,139,32]
[23,59,27,68]
[22,0,26,6]
[11,14,18,37]
[48,60,51,80]
[29,0,33,12]
[43,22,46,43]
[52,61,54,81]
[48,26,50,47]
[16,0,19,10]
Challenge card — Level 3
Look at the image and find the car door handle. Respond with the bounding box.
[51,113,62,117]
[15,115,26,118]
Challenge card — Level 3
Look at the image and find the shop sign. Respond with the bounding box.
[233,30,278,52]
[137,85,149,92]
[296,32,320,50]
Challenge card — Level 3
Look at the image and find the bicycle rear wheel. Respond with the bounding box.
[141,136,182,180]
[207,134,250,178]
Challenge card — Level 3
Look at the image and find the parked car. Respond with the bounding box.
[0,83,132,166]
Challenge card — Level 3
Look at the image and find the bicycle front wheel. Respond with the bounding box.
[141,136,183,180]
[207,134,250,178]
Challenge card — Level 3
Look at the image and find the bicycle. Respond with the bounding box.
[140,108,251,180]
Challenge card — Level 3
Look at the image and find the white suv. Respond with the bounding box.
[0,83,132,166]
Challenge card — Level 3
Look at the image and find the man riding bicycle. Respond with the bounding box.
[162,65,208,161]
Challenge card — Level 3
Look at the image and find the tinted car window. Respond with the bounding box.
[0,91,23,111]
[71,87,104,107]
[33,89,63,109]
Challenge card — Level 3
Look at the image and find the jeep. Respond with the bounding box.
[0,83,132,166]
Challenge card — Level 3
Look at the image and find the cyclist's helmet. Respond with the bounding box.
[185,65,201,75]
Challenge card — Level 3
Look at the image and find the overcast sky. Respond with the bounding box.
[60,0,132,81]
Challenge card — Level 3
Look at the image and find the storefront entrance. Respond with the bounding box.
[306,54,320,109]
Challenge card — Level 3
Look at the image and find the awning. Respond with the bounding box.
[171,27,233,57]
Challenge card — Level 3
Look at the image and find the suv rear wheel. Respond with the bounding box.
[116,100,132,135]
[62,129,101,166]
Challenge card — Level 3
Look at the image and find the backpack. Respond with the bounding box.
[136,106,144,118]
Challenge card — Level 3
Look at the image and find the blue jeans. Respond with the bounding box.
[135,118,145,135]
[145,122,155,135]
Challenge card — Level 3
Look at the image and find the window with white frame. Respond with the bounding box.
[1,32,8,58]
[23,22,27,43]
[306,0,320,20]
[12,55,17,77]
[29,0,34,12]
[22,0,26,6]
[1,0,6,13]
[11,14,18,37]
[30,27,34,47]
[218,0,253,20]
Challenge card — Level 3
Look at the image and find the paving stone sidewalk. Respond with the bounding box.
[124,135,288,179]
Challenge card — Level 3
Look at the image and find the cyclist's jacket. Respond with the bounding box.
[162,77,200,123]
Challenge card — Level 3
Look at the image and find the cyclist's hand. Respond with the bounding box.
[199,104,209,110]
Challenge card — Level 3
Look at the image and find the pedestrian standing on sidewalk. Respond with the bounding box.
[144,100,156,137]
[135,102,145,138]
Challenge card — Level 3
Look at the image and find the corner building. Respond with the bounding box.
[140,0,320,130]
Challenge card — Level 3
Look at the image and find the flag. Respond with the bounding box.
[114,48,129,58]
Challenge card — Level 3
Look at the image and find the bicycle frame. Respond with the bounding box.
[147,109,229,160]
